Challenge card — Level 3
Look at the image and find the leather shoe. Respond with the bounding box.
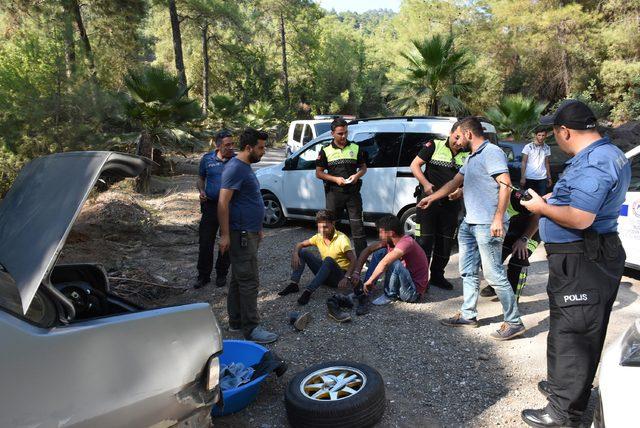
[538,380,552,398]
[521,408,577,427]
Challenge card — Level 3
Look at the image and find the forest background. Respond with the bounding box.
[1,0,639,194]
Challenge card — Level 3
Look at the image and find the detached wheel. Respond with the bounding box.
[263,193,286,228]
[285,361,385,428]
[400,207,418,237]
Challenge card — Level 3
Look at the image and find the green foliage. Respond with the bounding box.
[485,95,548,142]
[386,34,471,115]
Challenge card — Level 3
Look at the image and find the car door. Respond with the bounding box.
[282,139,330,216]
[619,151,640,270]
[350,123,404,220]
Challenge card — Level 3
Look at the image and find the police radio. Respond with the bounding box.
[498,181,532,201]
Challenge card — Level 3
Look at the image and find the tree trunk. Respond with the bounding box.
[280,12,290,108]
[69,0,97,83]
[60,1,76,79]
[557,21,571,97]
[201,22,209,116]
[169,0,187,93]
[134,132,153,194]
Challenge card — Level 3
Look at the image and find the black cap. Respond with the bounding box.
[216,129,232,139]
[539,99,597,130]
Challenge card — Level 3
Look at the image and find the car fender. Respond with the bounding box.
[0,303,222,428]
[256,164,289,216]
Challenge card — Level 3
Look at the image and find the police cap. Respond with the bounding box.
[540,99,597,130]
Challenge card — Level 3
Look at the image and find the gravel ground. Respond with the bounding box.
[61,150,640,427]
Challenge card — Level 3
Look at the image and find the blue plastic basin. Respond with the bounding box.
[211,340,269,417]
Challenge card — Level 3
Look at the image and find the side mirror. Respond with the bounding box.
[284,157,298,170]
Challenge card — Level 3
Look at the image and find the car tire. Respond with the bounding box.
[400,207,418,237]
[284,361,385,428]
[262,193,286,228]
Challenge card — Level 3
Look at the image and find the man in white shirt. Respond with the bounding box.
[520,130,552,196]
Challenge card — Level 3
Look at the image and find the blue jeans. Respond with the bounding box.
[364,248,419,302]
[290,248,344,292]
[458,221,522,325]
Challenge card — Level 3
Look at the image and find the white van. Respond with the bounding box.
[286,116,356,156]
[258,116,498,234]
[618,145,640,270]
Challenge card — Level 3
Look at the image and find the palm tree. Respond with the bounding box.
[485,95,548,142]
[123,66,202,192]
[386,34,471,116]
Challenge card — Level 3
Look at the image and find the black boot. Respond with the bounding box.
[297,290,312,305]
[537,381,552,398]
[326,297,351,323]
[355,293,370,316]
[332,294,354,309]
[194,277,210,289]
[278,282,300,296]
[521,408,578,427]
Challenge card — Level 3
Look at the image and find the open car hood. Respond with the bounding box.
[0,151,150,314]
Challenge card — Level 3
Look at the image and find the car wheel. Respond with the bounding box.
[262,193,286,228]
[284,361,385,428]
[400,207,418,237]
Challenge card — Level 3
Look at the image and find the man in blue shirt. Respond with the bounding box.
[418,117,525,341]
[195,130,234,289]
[218,128,277,344]
[520,100,630,427]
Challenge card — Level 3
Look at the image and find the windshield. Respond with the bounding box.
[314,123,331,135]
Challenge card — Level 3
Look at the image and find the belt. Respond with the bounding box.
[545,232,620,257]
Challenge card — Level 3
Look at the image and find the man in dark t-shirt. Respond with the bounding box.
[409,121,468,290]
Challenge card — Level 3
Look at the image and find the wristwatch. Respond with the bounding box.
[519,236,529,243]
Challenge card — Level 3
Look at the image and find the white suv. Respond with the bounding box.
[258,116,498,234]
[285,115,356,156]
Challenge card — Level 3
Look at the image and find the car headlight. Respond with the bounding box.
[206,355,221,391]
[620,319,640,367]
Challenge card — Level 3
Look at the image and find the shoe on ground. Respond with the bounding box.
[430,276,453,290]
[278,282,300,296]
[490,322,526,341]
[228,324,242,332]
[293,312,311,331]
[297,290,312,305]
[372,294,396,306]
[538,380,552,399]
[194,277,210,289]
[521,408,579,427]
[249,326,278,344]
[215,275,227,288]
[326,298,351,323]
[480,285,496,297]
[440,313,479,328]
[332,294,354,309]
[355,294,370,316]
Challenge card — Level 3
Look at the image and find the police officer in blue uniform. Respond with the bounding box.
[520,100,631,427]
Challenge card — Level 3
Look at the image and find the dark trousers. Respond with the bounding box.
[544,236,625,423]
[325,191,367,256]
[525,178,548,196]
[197,199,230,280]
[416,199,460,280]
[290,248,345,292]
[227,230,261,338]
[501,214,540,292]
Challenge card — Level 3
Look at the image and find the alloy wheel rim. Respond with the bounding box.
[300,366,366,401]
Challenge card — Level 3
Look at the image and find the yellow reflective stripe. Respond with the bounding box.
[506,203,519,219]
[527,239,539,253]
[323,143,359,162]
[415,223,421,237]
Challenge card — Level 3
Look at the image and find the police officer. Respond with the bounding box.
[316,118,368,255]
[520,100,631,427]
[194,130,233,289]
[480,190,541,297]
[410,121,468,290]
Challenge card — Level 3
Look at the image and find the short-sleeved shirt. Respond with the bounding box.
[522,142,551,180]
[459,141,510,224]
[220,157,265,232]
[308,231,353,270]
[316,141,366,194]
[539,137,631,243]
[389,235,429,294]
[199,150,231,201]
[417,139,468,190]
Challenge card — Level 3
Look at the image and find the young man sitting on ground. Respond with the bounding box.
[347,215,429,306]
[278,210,357,305]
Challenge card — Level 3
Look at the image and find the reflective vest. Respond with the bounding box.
[429,139,468,170]
[322,142,361,193]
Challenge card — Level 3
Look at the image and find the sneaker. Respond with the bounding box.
[440,313,479,328]
[297,290,312,305]
[480,285,496,297]
[278,282,300,296]
[249,326,279,344]
[215,275,227,288]
[326,298,351,323]
[194,277,210,289]
[490,322,526,341]
[355,294,370,316]
[293,312,311,331]
[430,276,453,290]
[372,294,396,306]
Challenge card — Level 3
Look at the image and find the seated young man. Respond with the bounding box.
[349,215,429,305]
[278,210,356,305]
